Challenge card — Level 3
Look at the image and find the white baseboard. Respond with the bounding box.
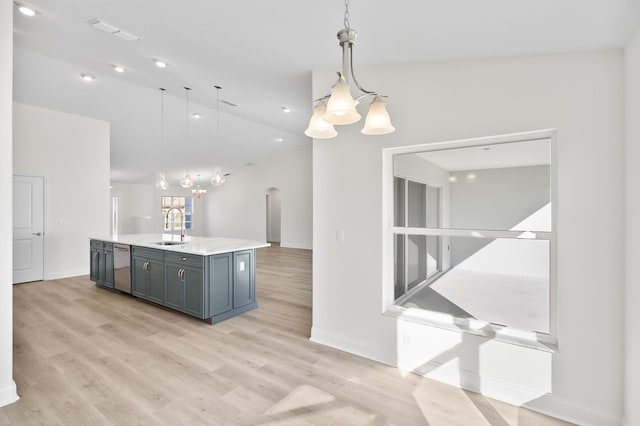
[310,327,621,426]
[45,269,87,280]
[310,327,396,367]
[523,393,621,426]
[0,380,19,408]
[280,242,312,250]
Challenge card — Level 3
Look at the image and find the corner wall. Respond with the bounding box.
[13,103,110,279]
[624,25,640,426]
[312,51,624,425]
[204,144,312,249]
[0,0,19,407]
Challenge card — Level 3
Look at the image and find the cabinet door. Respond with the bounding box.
[183,266,204,318]
[147,259,164,304]
[132,256,149,298]
[211,254,232,315]
[233,250,254,308]
[165,264,184,311]
[90,248,100,283]
[103,250,114,289]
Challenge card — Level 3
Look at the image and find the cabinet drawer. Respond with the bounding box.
[91,240,113,251]
[164,251,204,267]
[131,246,164,260]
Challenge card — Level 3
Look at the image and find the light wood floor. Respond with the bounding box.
[1,245,572,425]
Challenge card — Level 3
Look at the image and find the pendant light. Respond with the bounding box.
[306,0,395,138]
[192,174,207,198]
[211,85,227,186]
[180,87,195,188]
[155,88,170,190]
[212,166,226,186]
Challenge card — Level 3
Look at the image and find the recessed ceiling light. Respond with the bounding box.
[482,147,491,151]
[80,73,95,82]
[275,137,284,142]
[281,107,291,113]
[192,113,201,119]
[18,5,36,16]
[113,65,125,73]
[153,59,167,68]
[245,162,255,167]
[492,160,501,164]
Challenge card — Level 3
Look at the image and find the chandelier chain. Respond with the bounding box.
[343,0,350,29]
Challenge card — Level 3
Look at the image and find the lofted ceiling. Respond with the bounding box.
[12,0,640,185]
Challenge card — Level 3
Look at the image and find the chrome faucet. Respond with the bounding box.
[165,207,186,242]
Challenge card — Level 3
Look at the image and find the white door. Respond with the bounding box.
[13,176,44,284]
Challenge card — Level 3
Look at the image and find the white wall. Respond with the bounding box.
[624,25,640,426]
[13,103,110,279]
[109,183,207,237]
[312,51,624,425]
[0,0,18,408]
[204,144,312,249]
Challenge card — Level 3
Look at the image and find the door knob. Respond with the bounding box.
[32,232,42,236]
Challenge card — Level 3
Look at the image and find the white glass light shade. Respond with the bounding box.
[305,102,337,139]
[180,172,194,188]
[361,96,395,135]
[155,174,169,190]
[323,78,361,125]
[211,168,226,186]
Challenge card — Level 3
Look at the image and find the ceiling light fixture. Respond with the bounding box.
[192,175,207,198]
[153,59,167,68]
[281,107,291,113]
[16,4,35,16]
[80,73,95,82]
[155,88,169,190]
[211,166,226,186]
[113,65,125,73]
[211,85,227,186]
[180,87,195,188]
[275,137,284,142]
[192,113,201,119]
[305,0,394,138]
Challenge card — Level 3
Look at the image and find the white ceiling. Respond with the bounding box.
[12,0,640,184]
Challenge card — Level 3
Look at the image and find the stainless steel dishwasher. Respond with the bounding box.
[113,244,131,293]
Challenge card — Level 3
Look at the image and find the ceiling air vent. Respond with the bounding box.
[89,18,140,41]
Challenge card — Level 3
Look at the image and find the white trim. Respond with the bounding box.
[392,226,552,240]
[280,242,312,250]
[523,393,622,426]
[309,327,396,366]
[45,269,88,281]
[0,380,19,407]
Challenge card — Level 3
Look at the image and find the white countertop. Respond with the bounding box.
[91,233,270,256]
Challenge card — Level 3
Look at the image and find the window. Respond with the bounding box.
[162,196,193,231]
[384,130,556,344]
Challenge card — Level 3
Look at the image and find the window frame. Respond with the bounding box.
[381,129,558,349]
[161,196,194,232]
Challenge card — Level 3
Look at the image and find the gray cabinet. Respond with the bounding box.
[233,250,255,308]
[210,253,232,316]
[165,252,206,318]
[115,245,258,324]
[132,246,164,303]
[90,240,114,289]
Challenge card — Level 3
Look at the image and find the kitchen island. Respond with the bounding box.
[89,234,269,324]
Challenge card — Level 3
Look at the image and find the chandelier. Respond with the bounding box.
[305,0,395,139]
[192,174,207,198]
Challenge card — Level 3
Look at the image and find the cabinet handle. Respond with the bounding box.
[177,269,182,281]
[144,261,149,273]
[181,257,187,262]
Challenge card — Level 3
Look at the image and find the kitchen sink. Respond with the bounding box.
[152,241,186,246]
